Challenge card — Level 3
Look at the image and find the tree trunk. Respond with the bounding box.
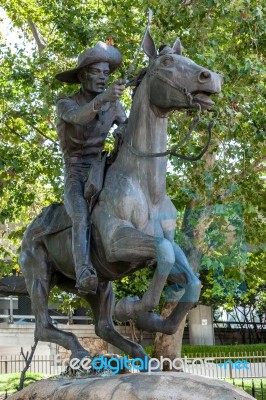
[154,301,186,370]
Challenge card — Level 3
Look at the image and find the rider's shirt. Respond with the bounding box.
[56,90,126,163]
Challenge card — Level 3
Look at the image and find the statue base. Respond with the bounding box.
[8,372,254,399]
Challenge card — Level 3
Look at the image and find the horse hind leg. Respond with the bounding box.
[105,226,175,322]
[20,239,89,359]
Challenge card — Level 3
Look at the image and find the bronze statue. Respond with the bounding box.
[55,42,127,295]
[18,31,222,364]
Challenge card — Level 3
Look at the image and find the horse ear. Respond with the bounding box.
[172,37,182,55]
[142,29,157,59]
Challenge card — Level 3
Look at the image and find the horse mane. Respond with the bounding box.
[127,67,148,98]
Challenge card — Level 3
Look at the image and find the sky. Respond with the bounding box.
[0,8,34,54]
[1,8,18,47]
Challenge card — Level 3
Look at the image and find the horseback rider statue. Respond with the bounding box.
[55,42,127,296]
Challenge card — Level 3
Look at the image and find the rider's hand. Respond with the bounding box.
[95,79,126,108]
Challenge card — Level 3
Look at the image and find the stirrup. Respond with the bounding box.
[76,264,98,296]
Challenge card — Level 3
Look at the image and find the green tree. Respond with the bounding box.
[0,0,265,357]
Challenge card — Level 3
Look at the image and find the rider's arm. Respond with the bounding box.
[56,97,100,126]
[57,81,126,126]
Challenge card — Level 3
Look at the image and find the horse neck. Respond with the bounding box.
[126,75,168,153]
[123,75,169,206]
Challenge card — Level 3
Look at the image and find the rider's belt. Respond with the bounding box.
[66,155,99,164]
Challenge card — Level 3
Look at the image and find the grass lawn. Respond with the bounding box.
[182,344,266,357]
[144,344,266,358]
[226,378,266,400]
[0,373,44,396]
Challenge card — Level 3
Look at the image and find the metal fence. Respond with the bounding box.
[0,355,64,375]
[0,314,91,325]
[181,355,266,379]
[232,379,265,399]
[0,354,265,378]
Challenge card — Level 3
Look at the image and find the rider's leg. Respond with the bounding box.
[72,217,97,293]
[64,169,97,295]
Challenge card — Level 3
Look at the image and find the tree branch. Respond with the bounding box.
[27,20,47,55]
[17,340,39,391]
[4,123,32,144]
[30,124,57,145]
[252,156,266,173]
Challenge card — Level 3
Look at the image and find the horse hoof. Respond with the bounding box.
[114,296,140,322]
[69,351,92,372]
[70,350,91,362]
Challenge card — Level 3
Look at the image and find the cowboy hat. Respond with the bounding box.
[55,41,122,84]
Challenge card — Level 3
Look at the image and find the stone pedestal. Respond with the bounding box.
[8,372,254,400]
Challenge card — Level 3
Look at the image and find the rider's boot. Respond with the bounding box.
[75,260,98,296]
[72,221,98,295]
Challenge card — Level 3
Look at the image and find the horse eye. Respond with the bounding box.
[162,57,174,67]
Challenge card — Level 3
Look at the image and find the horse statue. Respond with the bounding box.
[19,31,222,363]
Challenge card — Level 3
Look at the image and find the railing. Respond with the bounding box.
[181,355,266,379]
[213,321,266,344]
[232,379,265,399]
[0,314,91,325]
[0,354,265,378]
[0,355,64,375]
[214,321,266,329]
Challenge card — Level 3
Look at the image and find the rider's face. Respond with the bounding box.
[78,62,110,94]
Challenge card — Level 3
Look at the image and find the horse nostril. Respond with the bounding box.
[198,70,211,82]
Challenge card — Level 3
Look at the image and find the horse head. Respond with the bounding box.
[142,30,222,113]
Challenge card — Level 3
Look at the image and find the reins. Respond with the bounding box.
[124,69,219,161]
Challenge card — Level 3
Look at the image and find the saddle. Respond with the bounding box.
[33,202,72,240]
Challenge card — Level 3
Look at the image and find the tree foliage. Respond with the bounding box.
[0,0,265,315]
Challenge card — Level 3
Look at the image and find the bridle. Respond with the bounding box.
[124,65,219,162]
[147,68,195,109]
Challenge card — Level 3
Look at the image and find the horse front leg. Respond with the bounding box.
[88,281,147,360]
[109,226,175,322]
[135,242,201,334]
